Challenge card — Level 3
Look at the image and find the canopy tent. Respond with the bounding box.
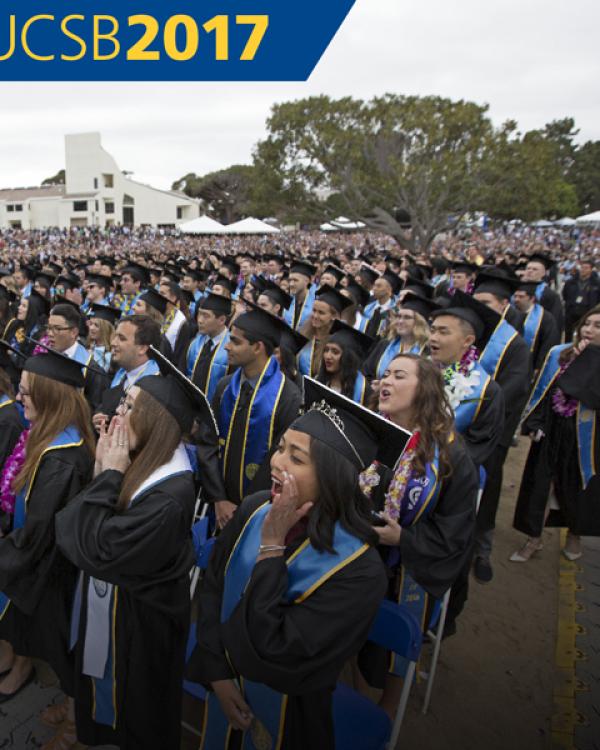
[224,217,281,234]
[531,219,553,228]
[321,216,367,231]
[554,217,576,226]
[179,215,227,234]
[575,210,600,225]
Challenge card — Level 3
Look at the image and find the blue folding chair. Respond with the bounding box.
[333,600,423,750]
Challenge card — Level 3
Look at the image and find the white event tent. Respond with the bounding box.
[224,217,281,234]
[575,211,600,225]
[320,216,367,231]
[179,215,226,234]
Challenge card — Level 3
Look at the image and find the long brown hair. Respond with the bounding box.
[559,303,600,364]
[384,354,454,478]
[0,369,14,399]
[13,373,95,493]
[118,389,182,509]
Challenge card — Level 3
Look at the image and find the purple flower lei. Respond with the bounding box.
[0,429,30,514]
[552,360,578,418]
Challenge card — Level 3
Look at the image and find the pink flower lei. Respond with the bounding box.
[0,429,30,514]
[551,359,578,418]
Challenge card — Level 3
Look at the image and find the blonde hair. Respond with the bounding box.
[386,309,430,348]
[87,318,115,351]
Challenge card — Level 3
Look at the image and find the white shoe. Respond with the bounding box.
[509,538,543,562]
[562,549,583,561]
[563,534,583,561]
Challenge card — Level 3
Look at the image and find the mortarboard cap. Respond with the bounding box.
[211,274,237,296]
[256,278,292,311]
[290,260,317,279]
[328,320,374,358]
[28,288,51,317]
[344,280,370,308]
[474,269,519,300]
[198,292,232,318]
[398,291,441,320]
[451,260,479,275]
[233,304,289,349]
[122,262,150,285]
[403,276,433,299]
[88,303,121,326]
[23,347,86,388]
[431,289,500,348]
[315,284,353,315]
[322,264,345,284]
[557,345,600,411]
[140,288,170,316]
[526,253,555,270]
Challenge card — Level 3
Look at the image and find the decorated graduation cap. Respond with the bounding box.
[451,260,479,275]
[139,288,170,315]
[22,347,86,388]
[474,269,520,300]
[526,252,555,270]
[315,284,353,315]
[233,303,289,349]
[293,377,411,470]
[399,291,441,320]
[144,345,218,436]
[557,345,600,411]
[431,289,500,348]
[327,319,374,358]
[87,303,121,326]
[255,277,292,311]
[290,260,317,278]
[198,292,232,318]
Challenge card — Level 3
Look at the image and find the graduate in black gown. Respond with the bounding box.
[512,280,561,375]
[356,354,478,715]
[187,378,410,750]
[511,306,600,563]
[56,364,216,750]
[0,351,94,727]
[196,306,302,529]
[0,343,25,471]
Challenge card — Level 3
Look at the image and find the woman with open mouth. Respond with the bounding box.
[188,377,409,750]
[316,319,374,405]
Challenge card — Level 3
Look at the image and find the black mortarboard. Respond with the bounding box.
[0,286,17,304]
[328,320,374,358]
[315,284,353,315]
[293,377,411,470]
[359,264,380,286]
[144,346,218,436]
[183,268,207,283]
[381,270,402,295]
[263,253,284,266]
[280,324,308,356]
[34,271,55,287]
[233,304,288,349]
[474,269,519,300]
[28,288,51,317]
[431,289,499,347]
[198,292,232,318]
[99,256,117,268]
[211,274,237,295]
[23,348,86,388]
[416,263,433,280]
[514,279,539,296]
[527,253,555,270]
[88,303,121,326]
[140,288,170,315]
[52,295,81,313]
[399,291,441,320]
[451,261,479,275]
[46,262,62,275]
[403,276,433,299]
[56,273,81,291]
[256,278,292,311]
[557,345,600,410]
[344,280,370,308]
[290,260,317,278]
[220,258,240,276]
[322,264,345,283]
[0,339,24,368]
[86,273,111,289]
[122,262,150,285]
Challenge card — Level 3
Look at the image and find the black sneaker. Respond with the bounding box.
[473,556,493,584]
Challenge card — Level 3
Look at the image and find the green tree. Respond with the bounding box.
[172,165,257,224]
[570,140,600,213]
[253,94,497,251]
[42,169,65,185]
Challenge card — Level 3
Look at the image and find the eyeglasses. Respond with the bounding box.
[392,313,415,321]
[47,325,75,333]
[18,386,31,398]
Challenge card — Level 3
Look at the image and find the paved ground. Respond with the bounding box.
[1,439,598,749]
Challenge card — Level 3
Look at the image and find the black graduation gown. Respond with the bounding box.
[187,492,387,750]
[460,377,505,467]
[0,399,25,534]
[529,308,561,373]
[55,469,196,750]
[539,286,564,334]
[196,375,302,505]
[0,443,93,694]
[83,363,111,413]
[173,320,193,371]
[513,389,600,538]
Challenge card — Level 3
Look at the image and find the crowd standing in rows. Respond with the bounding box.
[0,221,598,749]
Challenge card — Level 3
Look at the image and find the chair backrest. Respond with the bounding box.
[368,599,422,662]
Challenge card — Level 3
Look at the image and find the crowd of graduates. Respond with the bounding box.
[0,224,599,749]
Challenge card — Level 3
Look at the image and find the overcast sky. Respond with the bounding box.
[0,0,598,191]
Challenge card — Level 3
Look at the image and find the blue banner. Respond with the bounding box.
[0,1,356,80]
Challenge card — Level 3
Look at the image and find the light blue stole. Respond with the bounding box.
[522,344,571,421]
[91,346,112,372]
[0,427,83,621]
[201,501,369,750]
[352,372,368,405]
[480,319,518,379]
[535,281,547,302]
[218,358,285,501]
[454,362,491,434]
[284,284,316,331]
[576,404,597,490]
[522,303,544,353]
[186,331,230,403]
[110,358,160,389]
[376,339,423,379]
[297,339,317,377]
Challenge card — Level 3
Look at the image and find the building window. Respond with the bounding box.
[105,201,115,214]
[14,204,23,212]
[6,205,14,212]
[177,207,183,219]
[103,174,114,188]
[95,200,99,211]
[94,178,98,189]
[73,201,88,212]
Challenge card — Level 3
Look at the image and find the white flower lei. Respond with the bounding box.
[444,361,481,412]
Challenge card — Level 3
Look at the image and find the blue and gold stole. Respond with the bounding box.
[352,372,368,405]
[0,426,83,621]
[358,301,390,337]
[91,346,112,373]
[219,357,285,501]
[376,339,424,379]
[70,341,95,380]
[576,404,597,490]
[535,281,547,302]
[284,284,316,331]
[454,362,491,434]
[521,344,571,421]
[118,293,141,317]
[522,303,544,353]
[480,318,518,380]
[200,501,369,750]
[187,331,230,403]
[110,358,160,389]
[297,339,317,378]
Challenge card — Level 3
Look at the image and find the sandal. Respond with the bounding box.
[509,538,543,562]
[563,533,583,561]
[41,698,69,727]
[40,720,80,750]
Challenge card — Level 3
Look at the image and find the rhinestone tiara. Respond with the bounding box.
[309,400,345,431]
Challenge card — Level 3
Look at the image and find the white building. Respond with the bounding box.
[0,133,200,230]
